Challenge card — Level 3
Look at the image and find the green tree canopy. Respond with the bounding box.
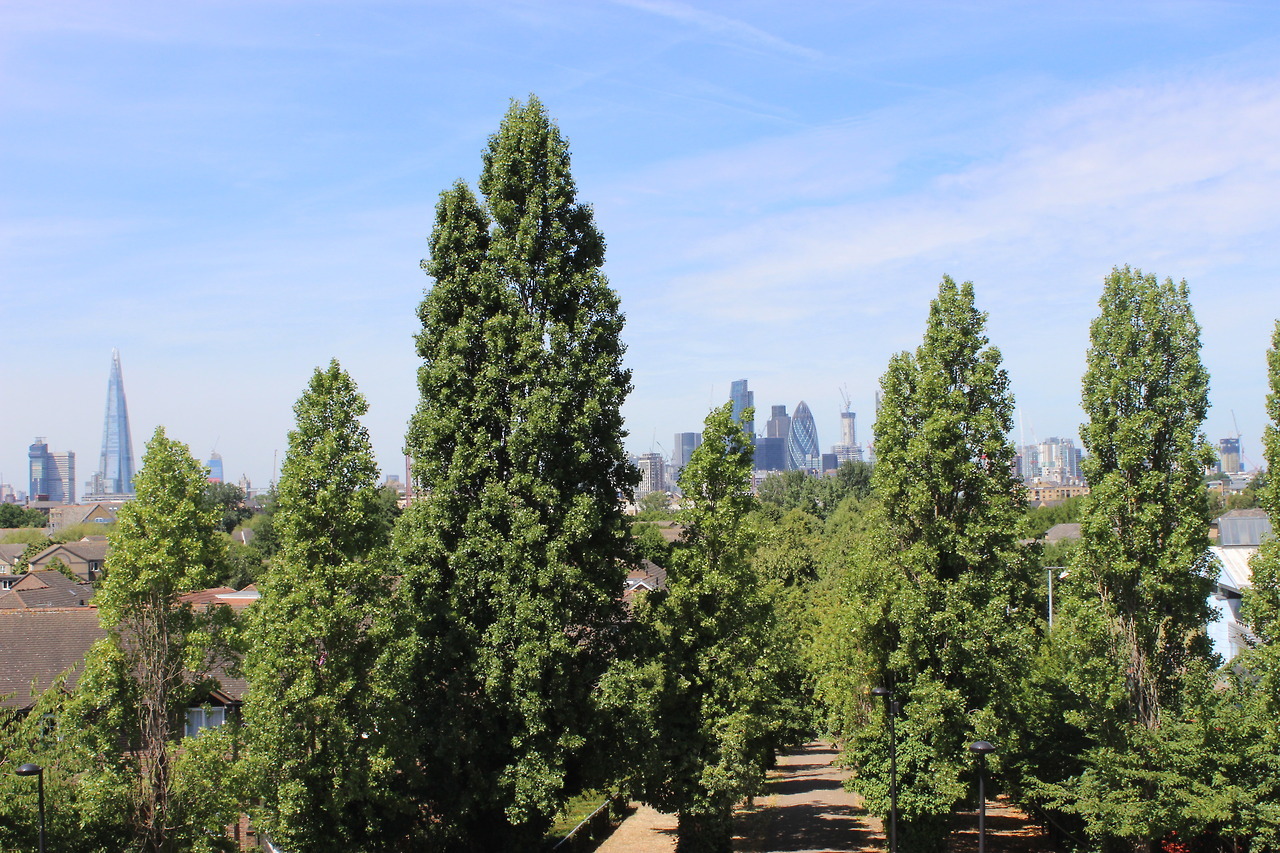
[244,360,394,852]
[634,403,787,853]
[1018,267,1220,852]
[387,96,637,850]
[829,277,1031,853]
[0,502,48,528]
[89,427,238,853]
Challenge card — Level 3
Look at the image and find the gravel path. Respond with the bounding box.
[594,804,679,853]
[735,741,883,853]
[595,742,882,853]
[593,742,1050,853]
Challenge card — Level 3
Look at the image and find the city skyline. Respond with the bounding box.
[4,2,1280,491]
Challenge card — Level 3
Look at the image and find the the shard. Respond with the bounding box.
[96,349,136,497]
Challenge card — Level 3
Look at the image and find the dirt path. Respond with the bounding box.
[735,741,884,853]
[594,804,678,853]
[594,742,1050,853]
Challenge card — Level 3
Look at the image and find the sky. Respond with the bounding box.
[3,0,1279,494]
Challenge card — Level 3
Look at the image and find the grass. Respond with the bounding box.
[544,790,616,848]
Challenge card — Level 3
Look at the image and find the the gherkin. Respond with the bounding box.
[786,400,820,471]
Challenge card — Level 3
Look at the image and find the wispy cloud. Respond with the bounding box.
[613,0,826,63]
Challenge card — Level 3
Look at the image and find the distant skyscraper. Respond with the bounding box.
[96,349,136,497]
[636,452,667,498]
[755,437,787,471]
[28,438,74,503]
[730,379,755,438]
[757,405,791,471]
[831,410,862,463]
[207,452,224,484]
[787,401,820,471]
[674,432,702,475]
[53,452,76,504]
[840,411,856,447]
[1218,437,1242,474]
[765,405,791,439]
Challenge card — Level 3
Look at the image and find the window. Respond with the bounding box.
[185,706,225,738]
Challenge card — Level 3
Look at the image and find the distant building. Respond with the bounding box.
[207,452,224,484]
[1208,509,1274,662]
[90,349,136,498]
[755,436,787,472]
[637,453,666,499]
[1020,437,1082,485]
[1218,437,1242,474]
[787,401,820,472]
[761,405,791,471]
[28,439,74,504]
[674,432,702,477]
[730,379,755,439]
[831,410,862,463]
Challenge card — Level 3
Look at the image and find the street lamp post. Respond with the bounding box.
[1047,567,1067,631]
[870,687,898,853]
[969,742,996,853]
[16,763,45,853]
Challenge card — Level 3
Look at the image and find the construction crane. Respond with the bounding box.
[1231,410,1254,471]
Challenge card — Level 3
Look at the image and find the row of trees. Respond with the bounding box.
[1,97,796,853]
[3,93,1277,853]
[806,270,1280,853]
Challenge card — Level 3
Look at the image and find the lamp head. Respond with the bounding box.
[968,741,996,755]
[870,686,892,697]
[15,763,42,776]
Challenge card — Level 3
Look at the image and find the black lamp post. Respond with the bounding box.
[870,687,898,853]
[969,741,996,853]
[16,763,45,853]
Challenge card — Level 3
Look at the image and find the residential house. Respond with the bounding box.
[1208,509,1274,663]
[29,537,110,581]
[0,570,94,609]
[49,502,120,530]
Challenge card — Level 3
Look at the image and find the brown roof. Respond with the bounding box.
[1043,523,1083,543]
[34,539,110,564]
[0,543,27,568]
[0,570,96,609]
[0,608,106,708]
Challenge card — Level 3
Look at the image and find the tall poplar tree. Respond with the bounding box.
[388,96,636,849]
[244,360,394,852]
[1244,319,1280,647]
[1227,319,1280,848]
[837,277,1031,853]
[634,402,782,853]
[1077,267,1214,727]
[1036,266,1217,850]
[90,427,238,853]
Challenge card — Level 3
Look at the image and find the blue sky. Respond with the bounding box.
[4,0,1279,493]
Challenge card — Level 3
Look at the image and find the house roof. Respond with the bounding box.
[1043,523,1082,543]
[1211,545,1256,594]
[0,585,253,707]
[0,571,95,609]
[34,538,110,564]
[179,586,260,611]
[0,543,27,569]
[0,608,105,708]
[623,559,668,606]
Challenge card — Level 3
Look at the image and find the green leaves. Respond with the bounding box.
[631,402,791,853]
[821,277,1030,853]
[392,96,636,848]
[243,361,393,853]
